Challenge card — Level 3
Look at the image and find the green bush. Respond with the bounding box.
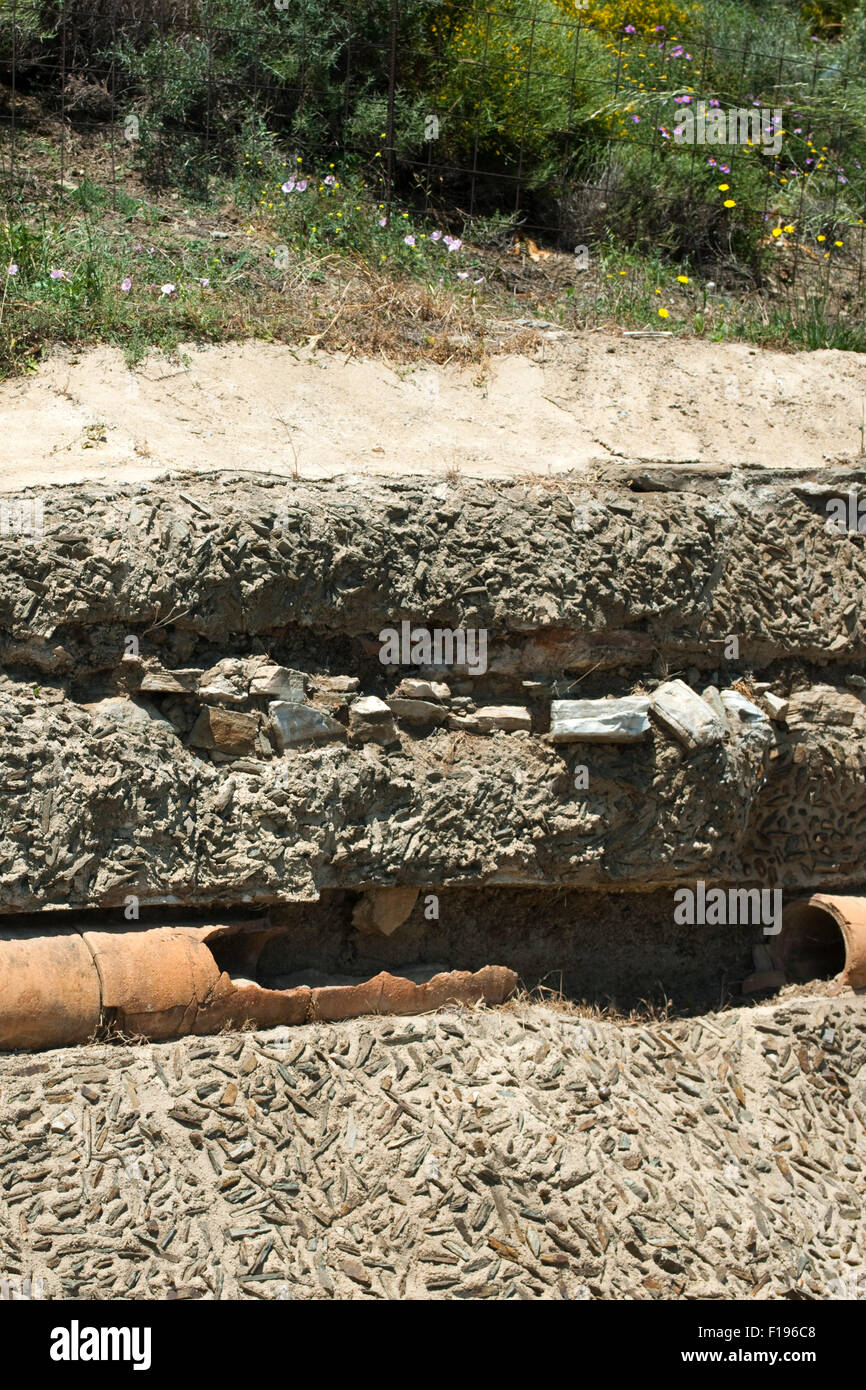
[3,0,865,302]
[431,0,612,186]
[0,0,50,62]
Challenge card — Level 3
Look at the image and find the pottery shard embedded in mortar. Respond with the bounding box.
[549,697,651,744]
[445,708,530,734]
[269,700,344,748]
[473,705,531,733]
[650,679,725,751]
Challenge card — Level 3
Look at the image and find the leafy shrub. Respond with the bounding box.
[430,0,612,192]
[0,0,50,63]
[554,0,694,35]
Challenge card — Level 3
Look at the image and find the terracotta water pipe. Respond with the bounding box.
[772,894,866,989]
[0,920,518,1050]
[0,928,102,1050]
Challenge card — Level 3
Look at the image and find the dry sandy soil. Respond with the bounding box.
[3,331,866,490]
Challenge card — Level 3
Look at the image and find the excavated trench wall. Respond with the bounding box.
[2,463,866,1042]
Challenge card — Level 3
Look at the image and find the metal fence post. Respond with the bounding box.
[384,0,400,227]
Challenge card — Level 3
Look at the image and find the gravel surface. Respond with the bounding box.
[1,994,864,1301]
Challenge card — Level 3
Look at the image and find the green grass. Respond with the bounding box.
[0,196,261,374]
[0,149,496,378]
[554,233,866,348]
[1,0,865,373]
[0,57,863,385]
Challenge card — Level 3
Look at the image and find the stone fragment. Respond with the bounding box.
[269,701,344,748]
[199,659,249,705]
[139,664,201,694]
[701,685,726,721]
[249,666,306,702]
[720,690,768,725]
[473,705,531,733]
[386,697,446,727]
[84,697,172,728]
[348,695,399,746]
[352,886,420,937]
[394,678,450,701]
[762,692,789,721]
[352,695,390,718]
[650,679,724,751]
[314,675,360,693]
[719,690,774,761]
[189,706,259,756]
[549,697,650,743]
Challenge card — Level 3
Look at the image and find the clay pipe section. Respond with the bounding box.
[309,966,518,1022]
[0,924,518,1049]
[0,928,102,1050]
[80,924,306,1041]
[773,895,866,988]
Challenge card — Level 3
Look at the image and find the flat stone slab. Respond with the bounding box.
[550,697,650,743]
[473,705,531,732]
[786,685,862,726]
[650,679,724,751]
[139,664,201,694]
[249,665,306,702]
[269,700,344,748]
[387,697,447,727]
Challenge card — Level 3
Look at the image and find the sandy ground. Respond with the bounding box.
[2,332,866,491]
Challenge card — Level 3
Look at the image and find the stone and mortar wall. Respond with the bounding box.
[0,465,865,916]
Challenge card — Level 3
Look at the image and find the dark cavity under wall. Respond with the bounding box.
[263,888,762,1013]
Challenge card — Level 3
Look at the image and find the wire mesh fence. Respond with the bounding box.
[0,0,864,299]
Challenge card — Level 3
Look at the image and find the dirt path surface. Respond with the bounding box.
[3,333,866,490]
[2,995,864,1301]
